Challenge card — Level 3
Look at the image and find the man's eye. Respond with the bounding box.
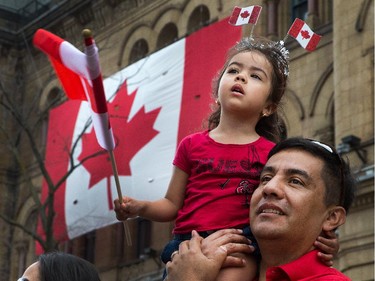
[290,178,303,185]
[260,175,272,183]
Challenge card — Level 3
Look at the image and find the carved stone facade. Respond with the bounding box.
[0,0,373,280]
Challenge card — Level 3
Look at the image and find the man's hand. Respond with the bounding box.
[201,228,254,268]
[165,229,254,281]
[165,230,226,281]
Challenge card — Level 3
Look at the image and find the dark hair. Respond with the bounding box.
[207,36,289,143]
[39,252,101,281]
[268,137,356,213]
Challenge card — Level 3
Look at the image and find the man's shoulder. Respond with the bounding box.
[279,250,351,281]
[301,270,351,280]
[306,267,352,280]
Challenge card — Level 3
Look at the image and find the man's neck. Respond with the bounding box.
[257,242,315,281]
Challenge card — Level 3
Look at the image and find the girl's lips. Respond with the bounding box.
[231,84,244,95]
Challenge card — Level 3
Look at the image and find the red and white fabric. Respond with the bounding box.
[228,5,262,26]
[287,18,322,51]
[38,19,242,241]
[33,29,115,150]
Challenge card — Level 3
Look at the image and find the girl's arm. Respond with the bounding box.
[114,166,188,222]
[315,230,339,266]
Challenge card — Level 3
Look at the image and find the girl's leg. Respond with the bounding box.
[215,253,258,281]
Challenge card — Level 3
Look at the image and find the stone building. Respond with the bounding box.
[0,0,373,280]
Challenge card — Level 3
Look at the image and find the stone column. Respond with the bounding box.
[333,0,374,144]
[266,0,280,41]
[333,1,374,280]
[306,0,320,27]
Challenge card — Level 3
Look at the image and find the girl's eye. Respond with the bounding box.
[251,73,262,80]
[227,67,239,74]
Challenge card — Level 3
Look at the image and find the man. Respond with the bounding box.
[165,137,355,280]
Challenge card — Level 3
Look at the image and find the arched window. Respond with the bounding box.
[291,0,308,21]
[156,23,178,49]
[47,86,63,108]
[40,86,64,148]
[129,39,149,65]
[187,5,210,34]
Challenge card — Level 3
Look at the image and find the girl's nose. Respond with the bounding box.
[235,73,246,83]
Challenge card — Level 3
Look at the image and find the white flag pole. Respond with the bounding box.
[108,150,132,246]
[249,24,255,38]
[283,34,289,44]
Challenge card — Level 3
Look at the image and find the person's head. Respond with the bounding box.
[208,36,289,142]
[18,252,101,281]
[250,137,356,247]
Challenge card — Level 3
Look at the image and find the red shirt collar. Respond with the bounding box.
[253,250,350,281]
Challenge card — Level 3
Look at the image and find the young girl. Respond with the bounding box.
[114,36,337,280]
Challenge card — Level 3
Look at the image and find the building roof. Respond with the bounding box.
[0,0,90,47]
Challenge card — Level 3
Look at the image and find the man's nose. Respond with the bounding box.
[262,177,283,198]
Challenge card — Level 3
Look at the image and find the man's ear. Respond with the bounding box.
[322,206,346,232]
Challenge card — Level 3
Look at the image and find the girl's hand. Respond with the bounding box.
[113,196,142,220]
[314,230,339,266]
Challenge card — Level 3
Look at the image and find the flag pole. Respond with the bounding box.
[82,28,132,246]
[249,24,255,38]
[108,150,132,246]
[282,34,289,43]
[108,149,123,202]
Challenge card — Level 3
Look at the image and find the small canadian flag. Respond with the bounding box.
[287,18,322,51]
[228,5,262,26]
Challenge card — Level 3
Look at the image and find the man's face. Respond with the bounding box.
[250,149,329,244]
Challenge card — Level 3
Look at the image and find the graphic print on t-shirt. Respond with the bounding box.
[193,145,264,207]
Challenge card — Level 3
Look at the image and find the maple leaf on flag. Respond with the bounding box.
[77,80,161,208]
[228,5,262,26]
[301,30,311,39]
[287,18,321,51]
[240,10,250,19]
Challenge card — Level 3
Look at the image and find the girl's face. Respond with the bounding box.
[217,51,274,118]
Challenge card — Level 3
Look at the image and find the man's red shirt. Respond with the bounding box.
[254,250,351,280]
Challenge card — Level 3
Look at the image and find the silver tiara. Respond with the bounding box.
[235,37,290,78]
[273,40,290,77]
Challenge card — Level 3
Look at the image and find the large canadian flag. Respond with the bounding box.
[42,18,242,241]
